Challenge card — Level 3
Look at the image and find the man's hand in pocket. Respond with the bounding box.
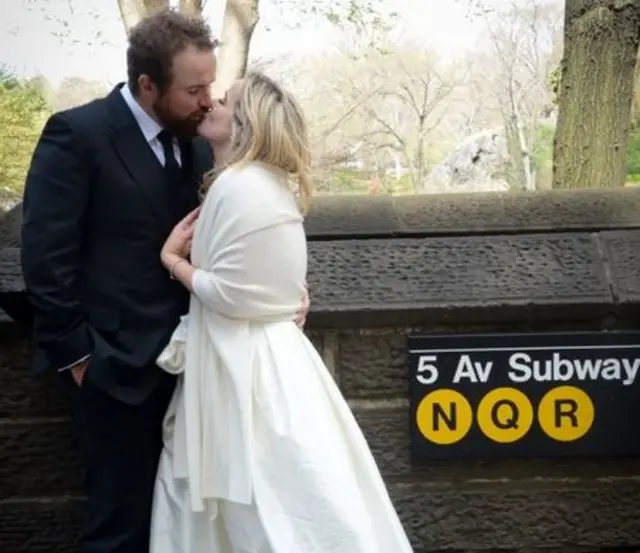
[71,359,89,386]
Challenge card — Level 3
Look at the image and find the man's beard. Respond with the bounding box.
[153,97,206,139]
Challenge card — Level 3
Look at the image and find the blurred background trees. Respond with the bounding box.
[1,0,639,211]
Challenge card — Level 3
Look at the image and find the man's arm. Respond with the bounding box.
[20,112,92,372]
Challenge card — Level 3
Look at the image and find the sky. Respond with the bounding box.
[0,0,490,86]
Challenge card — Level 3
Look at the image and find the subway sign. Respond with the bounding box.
[408,331,640,460]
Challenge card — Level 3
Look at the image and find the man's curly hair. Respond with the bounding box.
[126,9,218,95]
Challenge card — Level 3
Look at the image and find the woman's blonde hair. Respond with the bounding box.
[201,71,313,213]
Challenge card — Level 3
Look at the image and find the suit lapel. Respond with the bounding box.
[105,84,175,230]
[178,140,199,213]
[181,137,214,212]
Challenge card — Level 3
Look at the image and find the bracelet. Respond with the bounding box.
[169,258,187,280]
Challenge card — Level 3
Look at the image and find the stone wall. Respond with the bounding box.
[2,189,640,552]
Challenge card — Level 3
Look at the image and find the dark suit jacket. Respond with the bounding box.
[20,84,214,404]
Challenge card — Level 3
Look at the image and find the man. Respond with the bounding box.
[20,10,309,553]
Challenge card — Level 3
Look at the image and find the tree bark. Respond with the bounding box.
[212,0,260,96]
[552,0,640,189]
[117,0,147,33]
[117,0,169,32]
[180,0,204,14]
[116,0,259,102]
[144,0,170,15]
[504,77,535,191]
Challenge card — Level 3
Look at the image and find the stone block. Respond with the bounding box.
[0,248,32,323]
[306,233,612,327]
[0,420,82,499]
[0,204,22,249]
[0,248,22,294]
[304,188,640,239]
[389,480,640,551]
[304,329,324,354]
[353,407,640,482]
[339,328,410,399]
[305,195,401,237]
[0,497,82,553]
[2,483,640,553]
[601,229,640,307]
[390,187,640,237]
[0,334,69,418]
[6,188,640,246]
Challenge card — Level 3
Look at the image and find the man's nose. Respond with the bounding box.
[199,90,213,110]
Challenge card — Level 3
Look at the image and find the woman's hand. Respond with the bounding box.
[161,207,201,269]
[295,283,310,328]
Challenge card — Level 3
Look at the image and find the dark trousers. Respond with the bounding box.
[63,370,175,553]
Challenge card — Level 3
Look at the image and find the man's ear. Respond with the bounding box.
[138,75,156,97]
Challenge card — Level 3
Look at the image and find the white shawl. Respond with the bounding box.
[156,161,305,519]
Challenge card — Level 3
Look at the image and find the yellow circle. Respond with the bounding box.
[537,385,594,442]
[477,387,534,443]
[416,389,473,445]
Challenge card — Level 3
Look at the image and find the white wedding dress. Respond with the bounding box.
[149,162,414,553]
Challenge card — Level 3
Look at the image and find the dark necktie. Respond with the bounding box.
[157,130,181,179]
[157,130,189,219]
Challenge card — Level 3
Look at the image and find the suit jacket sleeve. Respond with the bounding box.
[20,112,93,371]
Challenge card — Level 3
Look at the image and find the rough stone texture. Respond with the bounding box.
[3,232,619,329]
[307,233,611,327]
[339,327,411,399]
[0,248,21,293]
[389,481,640,551]
[0,248,31,324]
[354,407,640,481]
[307,195,401,237]
[304,329,324,357]
[0,204,21,248]
[0,498,82,553]
[0,333,68,418]
[5,188,640,245]
[303,188,640,238]
[0,420,81,499]
[420,128,511,194]
[601,230,640,306]
[3,483,640,553]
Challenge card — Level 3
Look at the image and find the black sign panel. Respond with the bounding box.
[408,331,640,461]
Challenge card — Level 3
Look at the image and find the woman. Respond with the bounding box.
[150,71,413,553]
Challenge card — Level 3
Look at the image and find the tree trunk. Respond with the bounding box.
[180,0,204,14]
[116,0,259,101]
[552,0,640,189]
[117,0,169,32]
[212,0,260,96]
[117,0,147,32]
[144,0,168,13]
[510,88,534,191]
[414,117,426,191]
[502,73,535,192]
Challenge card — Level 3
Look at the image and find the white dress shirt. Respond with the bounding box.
[120,83,182,167]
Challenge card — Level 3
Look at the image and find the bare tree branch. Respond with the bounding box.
[212,0,260,96]
[180,0,205,14]
[117,0,169,32]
